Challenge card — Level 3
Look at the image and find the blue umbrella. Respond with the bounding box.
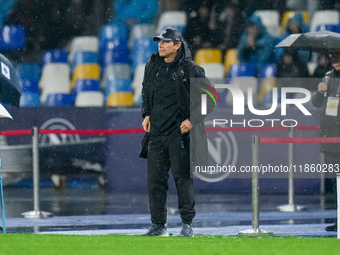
[0,53,21,107]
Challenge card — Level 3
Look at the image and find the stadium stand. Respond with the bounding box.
[75,91,104,107]
[104,78,132,101]
[310,10,340,32]
[45,93,73,106]
[71,63,100,89]
[42,50,68,67]
[130,37,158,74]
[156,11,187,33]
[106,92,134,107]
[224,48,238,76]
[253,10,280,37]
[0,25,25,51]
[68,36,99,63]
[194,49,222,66]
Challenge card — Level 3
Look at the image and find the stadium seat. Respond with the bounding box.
[130,38,158,74]
[106,92,134,107]
[156,11,187,33]
[39,63,71,103]
[131,64,146,105]
[194,49,222,66]
[100,38,129,71]
[258,78,276,106]
[253,10,280,37]
[316,24,340,33]
[75,91,104,107]
[224,48,238,75]
[281,11,309,34]
[71,51,98,74]
[16,63,41,81]
[0,25,25,50]
[19,79,39,92]
[200,63,224,79]
[104,78,132,100]
[310,10,340,32]
[128,24,156,48]
[99,24,127,49]
[259,64,276,79]
[73,79,100,96]
[45,93,73,106]
[68,36,99,63]
[71,64,100,89]
[101,63,131,89]
[42,50,68,66]
[225,77,258,107]
[19,92,40,107]
[228,63,255,79]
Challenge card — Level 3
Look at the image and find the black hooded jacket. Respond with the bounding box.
[312,68,340,152]
[141,42,215,167]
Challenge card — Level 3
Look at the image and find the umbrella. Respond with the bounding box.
[0,103,12,119]
[275,30,340,53]
[0,53,21,107]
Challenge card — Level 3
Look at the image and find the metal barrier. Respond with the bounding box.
[0,177,6,234]
[22,127,52,218]
[239,136,272,234]
[277,127,306,212]
[243,133,340,236]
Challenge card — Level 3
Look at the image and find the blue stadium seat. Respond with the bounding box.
[130,38,158,73]
[16,63,41,81]
[19,79,39,92]
[316,24,340,33]
[71,51,98,73]
[100,38,129,71]
[45,93,73,106]
[0,25,25,50]
[227,63,255,79]
[42,50,68,66]
[73,79,100,95]
[19,92,40,107]
[99,24,127,50]
[104,78,132,100]
[259,64,276,78]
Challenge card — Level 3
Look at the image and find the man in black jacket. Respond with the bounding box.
[141,27,214,237]
[312,49,340,232]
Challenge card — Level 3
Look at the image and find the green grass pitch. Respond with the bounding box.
[0,234,338,255]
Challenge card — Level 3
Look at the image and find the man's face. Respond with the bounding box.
[328,50,340,70]
[158,40,181,58]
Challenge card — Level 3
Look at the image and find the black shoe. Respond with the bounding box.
[178,223,194,237]
[325,223,337,231]
[141,224,169,237]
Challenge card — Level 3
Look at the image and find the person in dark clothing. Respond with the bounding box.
[276,48,310,95]
[183,2,220,55]
[313,53,332,79]
[217,3,244,54]
[312,49,340,232]
[141,27,214,237]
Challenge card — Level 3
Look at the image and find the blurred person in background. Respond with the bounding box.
[141,27,214,237]
[312,49,340,232]
[313,53,332,78]
[274,13,309,63]
[183,2,220,55]
[216,3,244,54]
[112,0,159,27]
[237,14,275,75]
[276,48,310,96]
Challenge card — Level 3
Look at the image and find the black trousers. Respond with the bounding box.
[147,128,195,225]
